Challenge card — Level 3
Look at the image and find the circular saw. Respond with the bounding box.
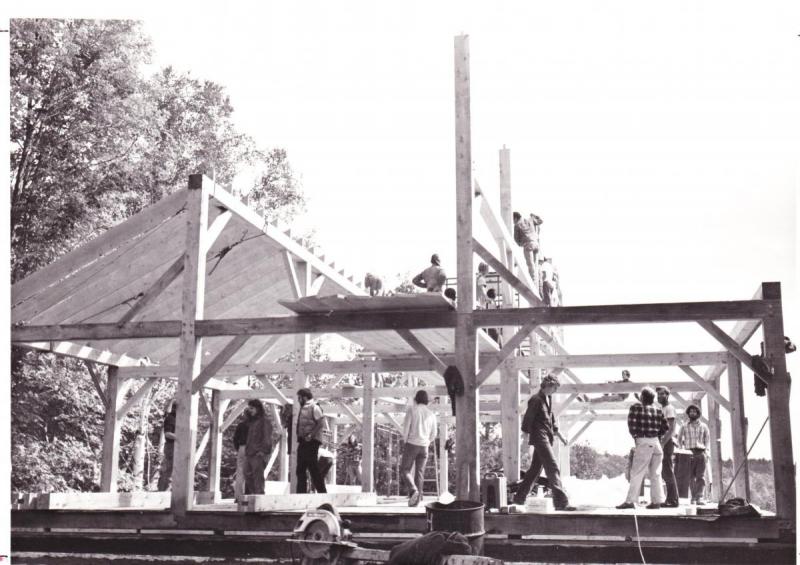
[291,504,354,564]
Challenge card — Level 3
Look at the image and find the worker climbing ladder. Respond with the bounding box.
[422,444,439,496]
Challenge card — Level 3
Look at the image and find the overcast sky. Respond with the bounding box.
[7,1,800,460]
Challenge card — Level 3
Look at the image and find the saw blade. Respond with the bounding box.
[298,519,334,559]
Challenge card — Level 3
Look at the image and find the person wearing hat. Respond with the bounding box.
[157,400,177,491]
[412,254,447,293]
[617,386,668,509]
[513,211,543,288]
[401,390,438,506]
[678,403,710,505]
[656,386,679,507]
[514,375,576,510]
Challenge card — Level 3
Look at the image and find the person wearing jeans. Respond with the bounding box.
[401,390,437,506]
[656,386,679,507]
[678,403,710,504]
[514,375,575,511]
[295,388,328,494]
[617,387,668,509]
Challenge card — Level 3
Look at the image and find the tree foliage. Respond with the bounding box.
[10,18,305,493]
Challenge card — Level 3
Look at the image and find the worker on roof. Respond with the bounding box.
[513,211,543,288]
[364,272,383,296]
[412,254,447,293]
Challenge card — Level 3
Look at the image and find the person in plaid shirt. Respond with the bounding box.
[678,404,710,504]
[617,387,668,509]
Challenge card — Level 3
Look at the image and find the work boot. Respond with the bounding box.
[408,490,420,507]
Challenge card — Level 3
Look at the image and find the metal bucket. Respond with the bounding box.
[425,499,485,555]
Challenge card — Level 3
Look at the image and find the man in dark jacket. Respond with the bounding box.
[244,399,273,495]
[513,375,575,510]
[296,388,328,493]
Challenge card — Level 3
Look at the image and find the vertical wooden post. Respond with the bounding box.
[289,261,311,493]
[761,282,795,521]
[454,34,480,502]
[500,365,521,482]
[498,146,515,309]
[707,379,723,502]
[329,418,338,487]
[726,354,750,499]
[278,421,289,482]
[438,419,449,493]
[207,390,225,500]
[362,372,375,493]
[100,368,124,492]
[171,174,209,514]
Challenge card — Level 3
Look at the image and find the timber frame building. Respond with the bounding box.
[10,35,795,557]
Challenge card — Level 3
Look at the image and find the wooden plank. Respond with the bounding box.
[207,391,227,496]
[20,340,144,367]
[172,174,209,515]
[395,329,447,378]
[12,188,188,310]
[34,492,172,510]
[208,182,365,296]
[100,368,126,492]
[193,428,210,469]
[568,416,596,445]
[499,364,521,481]
[191,335,252,393]
[553,393,579,418]
[678,365,731,411]
[117,379,159,419]
[116,258,184,325]
[14,299,772,342]
[221,399,248,432]
[362,373,375,493]
[697,320,762,378]
[473,238,541,306]
[241,492,377,512]
[84,362,108,408]
[282,250,303,300]
[476,321,537,386]
[760,282,795,521]
[559,382,703,394]
[707,377,723,502]
[515,352,730,369]
[726,354,749,499]
[454,34,480,502]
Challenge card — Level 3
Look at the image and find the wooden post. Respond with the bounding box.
[500,364,521,481]
[207,390,225,500]
[100,368,125,492]
[289,261,311,493]
[278,419,289,482]
[454,34,480,502]
[439,418,449,493]
[760,282,795,522]
[171,174,209,514]
[498,146,515,309]
[329,418,338,487]
[707,379,723,502]
[726,354,750,499]
[362,373,375,493]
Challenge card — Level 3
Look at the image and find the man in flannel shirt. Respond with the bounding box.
[678,404,711,504]
[617,386,668,509]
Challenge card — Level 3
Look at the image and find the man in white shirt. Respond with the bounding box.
[656,386,679,507]
[401,390,438,506]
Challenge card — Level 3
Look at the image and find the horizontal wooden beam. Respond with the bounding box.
[19,341,145,367]
[514,351,729,369]
[13,299,772,342]
[557,382,704,394]
[117,357,445,379]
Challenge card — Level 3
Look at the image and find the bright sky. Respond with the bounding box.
[6,1,800,462]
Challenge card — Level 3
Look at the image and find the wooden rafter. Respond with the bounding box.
[83,361,108,408]
[697,320,763,380]
[476,321,537,386]
[191,335,252,393]
[678,365,731,411]
[395,329,447,378]
[117,379,159,419]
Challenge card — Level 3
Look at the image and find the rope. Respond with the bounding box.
[631,503,647,564]
[720,416,770,503]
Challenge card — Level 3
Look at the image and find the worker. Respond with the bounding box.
[540,257,557,306]
[514,375,576,510]
[296,388,328,494]
[475,262,490,308]
[656,386,680,508]
[678,404,710,505]
[244,399,273,495]
[401,390,438,506]
[232,415,250,502]
[412,254,447,293]
[157,400,177,491]
[590,369,632,403]
[513,211,543,287]
[340,434,363,486]
[364,272,383,296]
[616,387,668,509]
